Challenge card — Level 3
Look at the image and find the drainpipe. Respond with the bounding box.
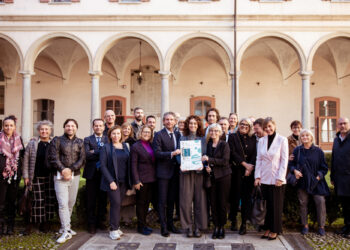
[233,0,237,113]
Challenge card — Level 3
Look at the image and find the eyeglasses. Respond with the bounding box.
[339,122,349,126]
[142,131,152,134]
[240,123,249,128]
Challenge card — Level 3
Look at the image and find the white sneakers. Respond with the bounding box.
[57,228,77,244]
[56,231,72,244]
[109,230,121,240]
[117,228,124,236]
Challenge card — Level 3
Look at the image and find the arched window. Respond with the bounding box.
[190,96,215,120]
[33,99,55,136]
[314,96,340,150]
[101,96,126,125]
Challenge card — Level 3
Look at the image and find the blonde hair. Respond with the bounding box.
[206,123,223,142]
[136,125,154,142]
[121,122,134,141]
[238,118,254,137]
[300,129,315,143]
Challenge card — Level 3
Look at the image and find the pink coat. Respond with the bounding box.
[255,134,289,185]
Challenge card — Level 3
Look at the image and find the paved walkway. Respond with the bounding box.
[78,230,293,250]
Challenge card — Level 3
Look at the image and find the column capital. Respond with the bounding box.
[158,71,170,78]
[19,71,35,77]
[299,71,313,80]
[229,71,242,78]
[89,71,102,77]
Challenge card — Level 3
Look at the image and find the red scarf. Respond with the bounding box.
[0,131,23,182]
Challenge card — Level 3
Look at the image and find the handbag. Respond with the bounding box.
[19,186,32,217]
[250,186,266,226]
[287,147,301,186]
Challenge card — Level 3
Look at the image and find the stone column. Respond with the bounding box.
[300,71,313,129]
[90,72,101,129]
[230,71,241,114]
[159,71,170,119]
[20,72,33,144]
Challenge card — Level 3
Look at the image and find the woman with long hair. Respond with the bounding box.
[0,115,24,235]
[178,115,207,238]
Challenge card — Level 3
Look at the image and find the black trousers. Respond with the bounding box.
[209,175,231,227]
[158,175,179,228]
[136,182,156,229]
[0,178,18,227]
[107,182,126,231]
[261,184,285,234]
[340,196,350,227]
[230,169,254,224]
[86,171,107,226]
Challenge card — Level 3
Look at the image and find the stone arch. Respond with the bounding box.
[0,33,24,71]
[237,32,306,72]
[94,32,163,73]
[164,32,234,73]
[307,32,350,71]
[24,32,93,73]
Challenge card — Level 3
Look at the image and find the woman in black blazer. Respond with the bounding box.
[130,125,156,235]
[100,125,131,240]
[228,118,257,235]
[202,123,231,239]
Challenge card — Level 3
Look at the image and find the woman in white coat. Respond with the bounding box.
[254,117,288,240]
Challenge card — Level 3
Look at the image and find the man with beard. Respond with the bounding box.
[131,107,145,138]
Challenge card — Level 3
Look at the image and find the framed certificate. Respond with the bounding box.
[180,140,203,171]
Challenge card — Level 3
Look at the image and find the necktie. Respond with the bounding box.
[170,133,175,150]
[97,137,101,147]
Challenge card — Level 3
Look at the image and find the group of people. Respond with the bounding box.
[0,108,349,244]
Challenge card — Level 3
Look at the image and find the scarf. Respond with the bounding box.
[0,131,23,183]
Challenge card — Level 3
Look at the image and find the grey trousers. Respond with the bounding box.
[179,171,208,230]
[54,175,80,231]
[297,189,326,227]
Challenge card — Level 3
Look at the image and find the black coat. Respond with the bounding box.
[152,128,181,179]
[228,132,257,177]
[206,140,231,180]
[130,140,156,185]
[100,142,132,192]
[83,134,108,180]
[331,132,350,196]
[289,144,329,196]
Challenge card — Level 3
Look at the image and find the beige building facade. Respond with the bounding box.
[0,0,350,150]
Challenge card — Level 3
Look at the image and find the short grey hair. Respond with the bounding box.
[206,123,223,142]
[239,118,254,137]
[300,129,315,143]
[36,120,53,131]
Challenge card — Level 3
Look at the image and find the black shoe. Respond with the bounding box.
[145,226,153,233]
[138,227,151,236]
[88,224,96,234]
[261,235,269,239]
[167,224,180,234]
[268,236,277,240]
[194,228,202,238]
[239,224,247,235]
[231,220,237,231]
[161,227,169,237]
[186,228,193,238]
[212,227,219,239]
[218,227,225,239]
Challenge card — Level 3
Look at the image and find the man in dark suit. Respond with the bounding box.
[131,107,145,138]
[153,112,181,237]
[83,118,109,234]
